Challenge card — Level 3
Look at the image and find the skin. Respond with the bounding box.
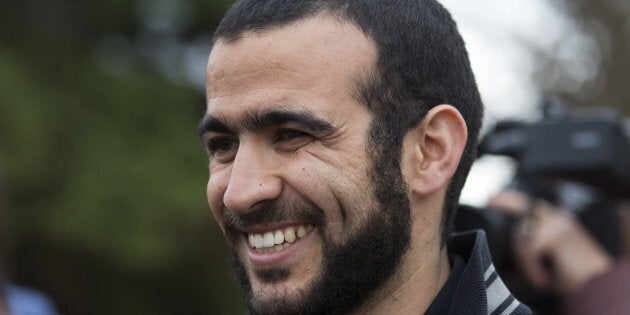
[488,190,613,295]
[202,15,468,314]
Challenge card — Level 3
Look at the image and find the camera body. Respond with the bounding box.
[478,105,630,199]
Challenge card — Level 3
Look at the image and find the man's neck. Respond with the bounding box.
[351,241,451,315]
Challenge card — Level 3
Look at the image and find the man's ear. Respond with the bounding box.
[402,104,468,196]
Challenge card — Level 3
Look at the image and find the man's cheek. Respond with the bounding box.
[211,209,226,233]
[207,181,228,232]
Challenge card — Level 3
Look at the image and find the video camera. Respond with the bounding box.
[478,100,630,199]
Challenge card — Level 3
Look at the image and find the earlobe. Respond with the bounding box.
[403,105,468,196]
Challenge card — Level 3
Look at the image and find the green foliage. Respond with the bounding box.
[0,0,245,313]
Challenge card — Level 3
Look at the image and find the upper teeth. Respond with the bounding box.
[248,224,314,250]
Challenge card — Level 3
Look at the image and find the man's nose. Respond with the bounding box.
[223,144,282,213]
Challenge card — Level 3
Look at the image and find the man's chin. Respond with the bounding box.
[247,264,315,297]
[253,267,291,283]
[246,270,317,315]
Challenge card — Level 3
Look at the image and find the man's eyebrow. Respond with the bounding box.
[198,109,338,139]
[242,109,337,134]
[197,116,233,139]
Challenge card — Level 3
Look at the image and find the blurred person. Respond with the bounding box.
[0,160,58,315]
[0,283,6,315]
[1,284,59,315]
[489,190,630,315]
[1,160,7,315]
[198,0,530,314]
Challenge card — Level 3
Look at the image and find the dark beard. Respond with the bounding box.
[223,137,411,315]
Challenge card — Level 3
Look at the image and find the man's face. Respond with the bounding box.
[202,17,410,314]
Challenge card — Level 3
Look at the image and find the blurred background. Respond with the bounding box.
[0,0,628,314]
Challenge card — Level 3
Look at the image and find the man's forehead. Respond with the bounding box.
[205,15,378,99]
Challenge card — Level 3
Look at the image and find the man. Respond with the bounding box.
[198,0,531,314]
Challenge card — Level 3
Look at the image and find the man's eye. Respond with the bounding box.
[206,137,238,158]
[276,129,310,142]
[274,129,314,151]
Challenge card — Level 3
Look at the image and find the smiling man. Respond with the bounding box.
[199,1,530,314]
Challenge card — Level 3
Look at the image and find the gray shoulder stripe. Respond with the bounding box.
[484,264,496,281]
[501,298,522,315]
[485,263,524,314]
[491,294,515,315]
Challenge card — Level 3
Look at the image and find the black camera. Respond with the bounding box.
[478,102,630,199]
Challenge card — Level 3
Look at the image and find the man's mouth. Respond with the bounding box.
[247,224,315,254]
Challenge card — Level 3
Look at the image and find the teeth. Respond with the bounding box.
[274,230,284,245]
[297,225,306,238]
[254,234,264,248]
[263,232,274,247]
[247,224,314,251]
[285,227,296,244]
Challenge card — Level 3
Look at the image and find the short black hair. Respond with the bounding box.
[213,0,483,243]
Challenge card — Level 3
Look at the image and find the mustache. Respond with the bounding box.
[223,198,324,231]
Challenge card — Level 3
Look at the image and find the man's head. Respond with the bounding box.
[200,1,482,314]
